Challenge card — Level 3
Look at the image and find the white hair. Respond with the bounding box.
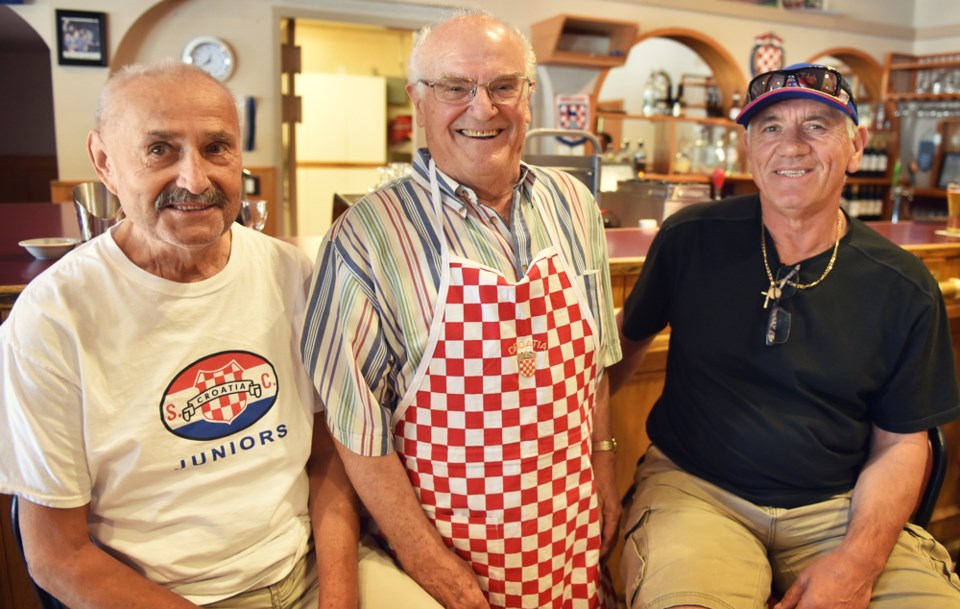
[96,59,242,132]
[407,9,537,84]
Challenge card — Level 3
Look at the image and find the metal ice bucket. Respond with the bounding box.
[72,182,123,241]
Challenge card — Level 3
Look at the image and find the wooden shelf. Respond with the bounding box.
[882,51,960,99]
[885,93,960,102]
[636,171,753,183]
[881,51,960,205]
[914,187,949,198]
[888,59,960,72]
[530,15,638,68]
[847,176,894,186]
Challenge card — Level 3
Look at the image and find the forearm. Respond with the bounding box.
[773,428,929,609]
[842,427,928,577]
[308,417,361,608]
[607,310,656,395]
[592,374,613,444]
[591,374,619,557]
[335,443,488,609]
[18,500,199,609]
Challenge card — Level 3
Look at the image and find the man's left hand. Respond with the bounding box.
[774,549,874,609]
[592,451,620,559]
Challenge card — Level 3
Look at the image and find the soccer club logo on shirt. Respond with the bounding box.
[161,351,278,441]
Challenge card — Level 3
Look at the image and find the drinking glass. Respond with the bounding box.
[241,199,268,231]
[947,182,960,234]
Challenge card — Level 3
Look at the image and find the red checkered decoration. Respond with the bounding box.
[554,94,591,147]
[751,31,785,77]
[394,253,608,608]
[194,360,247,423]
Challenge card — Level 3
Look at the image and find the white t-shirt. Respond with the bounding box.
[0,223,320,604]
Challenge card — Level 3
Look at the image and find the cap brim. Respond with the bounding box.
[736,88,858,127]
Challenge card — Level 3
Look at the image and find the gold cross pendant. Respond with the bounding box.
[762,282,781,309]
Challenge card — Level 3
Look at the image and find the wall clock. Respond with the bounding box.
[182,36,235,82]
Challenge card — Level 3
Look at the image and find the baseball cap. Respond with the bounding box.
[736,63,859,127]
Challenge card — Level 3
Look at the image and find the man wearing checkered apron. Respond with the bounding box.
[301,11,622,609]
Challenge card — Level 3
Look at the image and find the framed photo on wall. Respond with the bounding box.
[55,9,107,67]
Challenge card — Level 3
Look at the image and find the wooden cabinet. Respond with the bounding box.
[588,28,752,196]
[530,15,638,68]
[595,112,747,188]
[882,52,960,104]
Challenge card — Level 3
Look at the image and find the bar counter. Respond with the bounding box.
[1,202,959,551]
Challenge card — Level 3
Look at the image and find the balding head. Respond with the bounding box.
[96,60,240,136]
[407,10,536,84]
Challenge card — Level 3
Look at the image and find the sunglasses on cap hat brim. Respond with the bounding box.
[736,64,859,127]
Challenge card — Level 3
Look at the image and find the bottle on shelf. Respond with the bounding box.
[874,102,889,131]
[705,83,723,118]
[633,140,648,176]
[843,183,884,219]
[642,85,657,116]
[728,91,742,121]
[875,133,889,178]
[672,83,686,118]
[615,139,633,165]
[691,127,710,173]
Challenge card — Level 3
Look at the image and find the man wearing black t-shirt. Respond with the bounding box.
[613,63,960,609]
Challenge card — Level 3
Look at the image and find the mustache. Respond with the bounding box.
[154,186,229,211]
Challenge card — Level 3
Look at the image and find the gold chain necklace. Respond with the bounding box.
[761,210,842,307]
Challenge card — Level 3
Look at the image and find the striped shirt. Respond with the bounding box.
[301,148,621,456]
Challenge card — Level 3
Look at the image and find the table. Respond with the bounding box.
[0,203,81,318]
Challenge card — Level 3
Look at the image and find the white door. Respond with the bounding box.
[296,72,386,235]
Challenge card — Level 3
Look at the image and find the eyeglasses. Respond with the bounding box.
[746,65,856,112]
[765,264,799,346]
[418,75,533,105]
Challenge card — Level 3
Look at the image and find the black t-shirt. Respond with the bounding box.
[622,195,960,508]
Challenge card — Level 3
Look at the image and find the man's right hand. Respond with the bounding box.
[335,445,490,609]
[405,549,490,609]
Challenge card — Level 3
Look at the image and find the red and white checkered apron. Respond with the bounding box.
[393,248,605,609]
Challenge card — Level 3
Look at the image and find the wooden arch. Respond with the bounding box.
[593,27,748,117]
[806,47,883,103]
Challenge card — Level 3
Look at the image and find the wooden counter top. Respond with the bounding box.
[604,221,960,299]
[0,203,81,301]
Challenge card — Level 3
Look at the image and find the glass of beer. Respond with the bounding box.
[949,181,960,234]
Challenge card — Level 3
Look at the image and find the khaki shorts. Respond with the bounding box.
[621,446,960,609]
[203,549,318,609]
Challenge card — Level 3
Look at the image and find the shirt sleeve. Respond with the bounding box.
[0,313,91,507]
[870,277,960,432]
[621,219,676,342]
[586,188,622,369]
[300,227,396,457]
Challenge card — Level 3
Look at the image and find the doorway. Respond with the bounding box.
[0,6,57,203]
[287,18,416,236]
[278,3,437,236]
